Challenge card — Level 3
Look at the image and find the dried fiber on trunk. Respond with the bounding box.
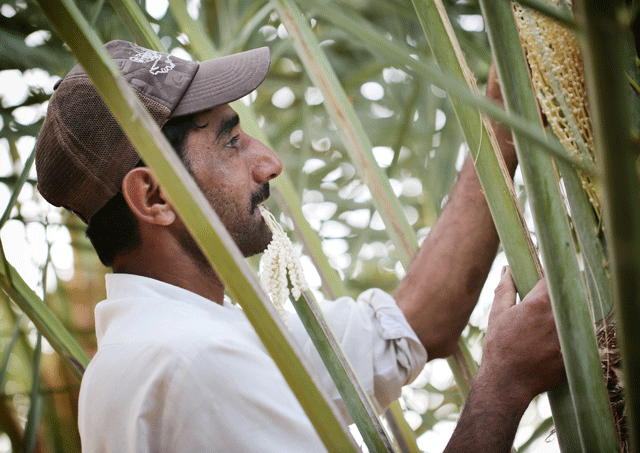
[597,316,627,453]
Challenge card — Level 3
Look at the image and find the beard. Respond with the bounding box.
[176,183,273,273]
[239,183,273,256]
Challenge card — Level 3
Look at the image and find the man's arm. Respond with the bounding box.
[444,268,565,452]
[394,64,516,358]
[392,65,565,451]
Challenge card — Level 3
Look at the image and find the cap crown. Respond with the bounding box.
[35,41,198,223]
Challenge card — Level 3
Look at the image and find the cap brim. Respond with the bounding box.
[170,47,270,117]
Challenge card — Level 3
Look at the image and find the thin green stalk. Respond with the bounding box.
[622,28,640,134]
[296,79,313,191]
[575,0,640,451]
[228,2,274,53]
[21,333,42,453]
[627,72,640,97]
[558,160,612,323]
[272,0,418,266]
[0,147,36,285]
[516,417,555,452]
[109,0,165,50]
[272,0,480,404]
[386,402,421,453]
[410,0,587,449]
[0,233,11,289]
[389,80,421,174]
[214,0,233,50]
[410,0,542,300]
[297,290,396,452]
[0,250,88,378]
[295,0,590,174]
[90,0,108,26]
[479,0,618,450]
[0,146,36,287]
[0,314,23,390]
[0,294,33,373]
[168,0,218,57]
[35,1,360,450]
[0,147,35,228]
[0,295,30,452]
[515,4,614,321]
[450,342,478,394]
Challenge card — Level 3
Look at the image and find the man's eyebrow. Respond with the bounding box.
[216,113,240,141]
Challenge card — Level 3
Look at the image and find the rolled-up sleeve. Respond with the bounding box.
[287,288,427,421]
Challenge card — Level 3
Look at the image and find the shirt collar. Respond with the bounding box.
[95,273,240,345]
[105,273,224,308]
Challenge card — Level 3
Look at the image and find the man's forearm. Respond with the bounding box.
[395,118,517,358]
[443,368,530,453]
[444,270,563,453]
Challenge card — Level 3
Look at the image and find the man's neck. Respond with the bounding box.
[112,245,226,305]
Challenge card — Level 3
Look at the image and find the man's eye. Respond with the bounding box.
[226,135,240,148]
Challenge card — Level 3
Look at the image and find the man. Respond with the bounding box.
[35,40,564,452]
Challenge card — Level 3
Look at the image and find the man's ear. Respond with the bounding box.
[121,167,176,226]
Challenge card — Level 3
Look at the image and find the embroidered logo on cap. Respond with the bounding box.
[130,49,175,75]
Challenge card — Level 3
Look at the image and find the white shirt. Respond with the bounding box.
[78,274,426,452]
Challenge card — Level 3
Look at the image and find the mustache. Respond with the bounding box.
[250,184,270,212]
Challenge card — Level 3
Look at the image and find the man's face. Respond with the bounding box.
[180,104,283,259]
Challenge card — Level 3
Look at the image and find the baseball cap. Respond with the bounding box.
[35,40,271,224]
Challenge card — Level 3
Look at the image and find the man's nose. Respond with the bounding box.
[251,137,283,183]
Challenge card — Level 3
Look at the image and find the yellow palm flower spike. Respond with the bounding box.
[513,0,600,217]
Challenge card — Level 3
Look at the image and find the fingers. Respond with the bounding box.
[489,266,517,322]
[486,61,504,105]
[483,272,566,398]
[523,276,550,303]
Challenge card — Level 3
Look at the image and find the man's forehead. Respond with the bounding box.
[193,104,239,129]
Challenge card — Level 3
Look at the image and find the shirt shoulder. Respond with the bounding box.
[80,316,326,452]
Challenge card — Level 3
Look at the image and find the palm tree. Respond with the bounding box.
[1,0,637,451]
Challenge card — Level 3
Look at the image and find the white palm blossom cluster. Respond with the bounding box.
[258,205,309,325]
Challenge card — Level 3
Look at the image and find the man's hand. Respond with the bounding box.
[444,268,565,453]
[482,267,565,401]
[486,62,518,169]
[486,63,504,108]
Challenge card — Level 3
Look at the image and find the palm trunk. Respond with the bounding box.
[575,0,640,450]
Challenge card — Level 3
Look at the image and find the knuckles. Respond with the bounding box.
[493,280,510,296]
